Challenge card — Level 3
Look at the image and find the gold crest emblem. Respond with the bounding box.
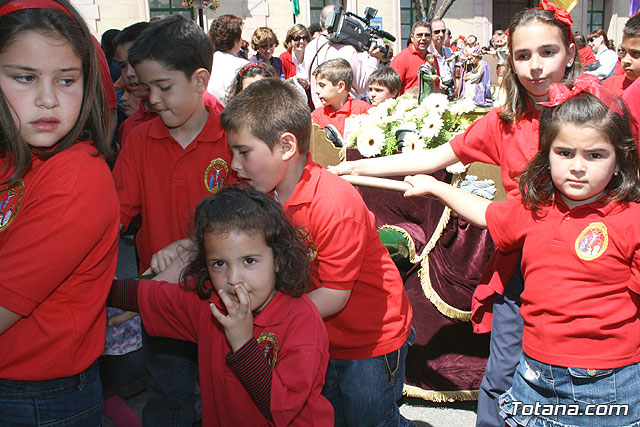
[204,159,229,194]
[575,222,608,261]
[297,227,317,261]
[0,181,24,232]
[256,332,279,367]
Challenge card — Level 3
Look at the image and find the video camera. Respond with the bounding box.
[325,6,396,53]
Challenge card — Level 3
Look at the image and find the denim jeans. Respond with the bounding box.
[0,361,103,427]
[477,263,524,427]
[322,328,416,427]
[500,354,640,427]
[141,325,198,427]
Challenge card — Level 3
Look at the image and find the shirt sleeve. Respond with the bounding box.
[485,198,527,253]
[587,49,618,79]
[0,150,118,315]
[137,279,202,342]
[449,108,502,166]
[112,129,143,228]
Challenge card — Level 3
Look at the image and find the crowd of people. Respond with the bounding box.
[2,0,640,426]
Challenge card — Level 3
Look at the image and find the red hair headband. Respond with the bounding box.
[239,62,269,76]
[0,0,74,19]
[538,0,573,42]
[538,73,623,115]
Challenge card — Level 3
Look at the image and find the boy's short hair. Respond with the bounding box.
[251,27,279,51]
[368,67,401,95]
[624,13,640,39]
[221,79,311,154]
[113,21,149,48]
[313,58,353,91]
[128,15,214,77]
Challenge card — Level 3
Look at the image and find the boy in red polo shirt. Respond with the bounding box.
[311,58,371,136]
[603,14,640,96]
[111,15,235,426]
[222,78,414,426]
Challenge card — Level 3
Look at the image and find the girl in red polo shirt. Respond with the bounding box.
[108,186,333,426]
[404,75,640,426]
[0,0,120,425]
[331,2,581,425]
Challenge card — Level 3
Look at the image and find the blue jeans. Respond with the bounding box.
[476,263,524,427]
[500,354,640,427]
[322,328,416,427]
[141,325,198,427]
[0,361,103,427]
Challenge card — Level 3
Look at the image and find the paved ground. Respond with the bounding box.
[105,237,478,426]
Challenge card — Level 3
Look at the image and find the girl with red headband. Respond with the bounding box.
[331,2,581,425]
[404,74,640,426]
[0,0,119,425]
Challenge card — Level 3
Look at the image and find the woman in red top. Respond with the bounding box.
[0,1,119,425]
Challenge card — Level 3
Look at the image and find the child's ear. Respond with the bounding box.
[337,80,347,93]
[392,90,399,99]
[278,132,299,161]
[192,68,210,92]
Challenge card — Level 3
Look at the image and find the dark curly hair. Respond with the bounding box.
[182,185,311,300]
[520,90,640,211]
[208,14,243,53]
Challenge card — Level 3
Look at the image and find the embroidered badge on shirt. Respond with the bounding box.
[297,227,317,261]
[0,181,24,232]
[256,332,279,367]
[575,222,608,261]
[204,159,229,194]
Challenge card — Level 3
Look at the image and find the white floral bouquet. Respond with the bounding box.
[346,93,476,158]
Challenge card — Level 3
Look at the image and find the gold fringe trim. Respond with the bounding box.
[379,224,419,264]
[403,384,479,402]
[419,255,472,321]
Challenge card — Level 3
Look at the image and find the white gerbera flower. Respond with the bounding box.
[449,98,476,115]
[420,113,444,140]
[356,126,386,157]
[445,161,469,174]
[401,132,425,154]
[404,104,428,123]
[422,93,449,114]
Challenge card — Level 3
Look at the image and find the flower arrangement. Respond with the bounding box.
[182,0,220,10]
[346,93,476,158]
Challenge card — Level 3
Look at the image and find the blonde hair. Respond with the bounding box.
[251,27,279,51]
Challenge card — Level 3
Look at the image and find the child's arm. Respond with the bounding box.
[404,174,490,228]
[306,287,351,317]
[329,141,459,177]
[149,238,194,274]
[211,284,274,421]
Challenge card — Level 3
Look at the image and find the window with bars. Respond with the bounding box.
[309,0,345,26]
[400,0,414,48]
[587,0,605,33]
[148,0,194,19]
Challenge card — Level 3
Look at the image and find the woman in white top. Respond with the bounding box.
[587,29,618,80]
[280,24,310,88]
[207,14,248,106]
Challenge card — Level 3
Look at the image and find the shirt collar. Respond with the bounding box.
[555,193,625,217]
[147,98,225,145]
[284,154,319,207]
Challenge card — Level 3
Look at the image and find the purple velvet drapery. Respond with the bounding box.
[347,149,495,397]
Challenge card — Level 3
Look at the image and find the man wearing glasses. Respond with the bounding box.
[429,19,455,100]
[390,20,432,94]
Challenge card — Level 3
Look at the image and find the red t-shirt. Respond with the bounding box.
[391,44,427,94]
[486,197,640,368]
[284,155,413,359]
[138,280,333,426]
[112,97,235,272]
[450,106,541,197]
[578,45,598,67]
[602,74,634,96]
[312,98,371,137]
[0,142,119,380]
[119,99,157,147]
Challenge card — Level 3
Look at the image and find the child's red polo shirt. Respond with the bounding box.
[284,155,413,359]
[113,97,235,273]
[487,197,640,368]
[312,98,371,136]
[0,142,119,380]
[391,43,428,94]
[138,281,333,426]
[602,74,634,96]
[450,106,541,197]
[119,98,157,147]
